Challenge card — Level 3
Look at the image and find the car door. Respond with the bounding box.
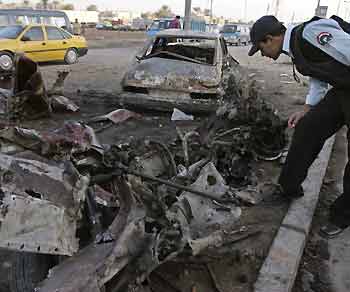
[18,26,47,62]
[44,26,69,61]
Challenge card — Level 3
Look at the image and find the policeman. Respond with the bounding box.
[248,15,350,238]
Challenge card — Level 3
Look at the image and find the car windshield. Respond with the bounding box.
[150,20,171,30]
[222,25,237,33]
[0,25,24,39]
[144,37,216,65]
[149,21,160,30]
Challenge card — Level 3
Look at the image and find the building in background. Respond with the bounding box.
[315,5,328,18]
[62,10,99,26]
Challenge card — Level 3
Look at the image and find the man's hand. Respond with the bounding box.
[288,105,312,128]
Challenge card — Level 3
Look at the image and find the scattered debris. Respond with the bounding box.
[51,95,79,112]
[171,108,194,121]
[7,55,51,121]
[0,54,289,292]
[90,108,142,124]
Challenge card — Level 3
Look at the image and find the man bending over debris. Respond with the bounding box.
[248,15,350,238]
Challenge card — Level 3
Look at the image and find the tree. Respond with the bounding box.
[52,0,61,9]
[42,0,48,9]
[61,3,74,10]
[154,5,174,18]
[193,6,201,15]
[87,4,98,11]
[141,12,152,19]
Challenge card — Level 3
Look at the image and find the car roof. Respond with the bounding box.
[0,9,67,16]
[156,29,219,40]
[20,24,62,28]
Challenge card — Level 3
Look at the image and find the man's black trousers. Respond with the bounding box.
[278,87,350,228]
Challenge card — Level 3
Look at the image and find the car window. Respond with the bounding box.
[46,26,64,40]
[14,15,28,25]
[0,25,24,39]
[146,37,216,65]
[27,16,41,24]
[52,17,66,28]
[23,27,44,41]
[0,15,9,26]
[41,16,51,25]
[59,28,72,39]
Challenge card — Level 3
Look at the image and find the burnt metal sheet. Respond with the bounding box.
[0,152,89,256]
[123,58,220,93]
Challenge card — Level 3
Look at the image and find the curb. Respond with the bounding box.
[254,136,335,292]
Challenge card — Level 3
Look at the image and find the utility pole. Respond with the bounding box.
[337,0,342,15]
[42,0,48,9]
[275,0,281,17]
[184,0,192,30]
[266,3,270,14]
[315,0,321,16]
[210,0,213,32]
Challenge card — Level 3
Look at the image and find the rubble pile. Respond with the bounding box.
[0,63,287,292]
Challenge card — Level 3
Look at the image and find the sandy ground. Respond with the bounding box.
[0,33,334,292]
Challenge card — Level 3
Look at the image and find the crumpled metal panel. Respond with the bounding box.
[123,58,220,93]
[0,152,89,256]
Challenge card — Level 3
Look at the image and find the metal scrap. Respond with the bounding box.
[0,152,89,256]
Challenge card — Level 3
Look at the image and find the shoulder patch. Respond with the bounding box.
[317,32,333,45]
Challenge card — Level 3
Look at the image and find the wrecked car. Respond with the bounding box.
[121,29,239,113]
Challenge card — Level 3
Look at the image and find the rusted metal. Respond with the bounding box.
[0,152,89,256]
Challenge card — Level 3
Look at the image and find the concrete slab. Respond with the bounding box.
[254,136,335,292]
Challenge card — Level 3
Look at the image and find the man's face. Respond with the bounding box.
[258,35,282,60]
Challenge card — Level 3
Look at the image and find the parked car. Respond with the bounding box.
[121,29,239,113]
[0,24,88,71]
[220,23,250,46]
[146,17,206,38]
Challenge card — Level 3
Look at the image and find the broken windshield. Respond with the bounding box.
[144,37,216,65]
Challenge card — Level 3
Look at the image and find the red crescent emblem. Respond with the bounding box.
[317,32,333,45]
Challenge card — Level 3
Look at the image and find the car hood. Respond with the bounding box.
[123,57,221,92]
[0,39,17,47]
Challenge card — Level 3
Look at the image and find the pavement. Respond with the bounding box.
[327,129,350,292]
[255,137,335,292]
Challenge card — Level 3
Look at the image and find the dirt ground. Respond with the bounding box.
[0,32,319,292]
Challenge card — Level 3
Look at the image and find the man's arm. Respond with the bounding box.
[305,77,329,106]
[288,78,328,128]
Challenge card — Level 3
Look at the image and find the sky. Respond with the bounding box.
[3,0,349,22]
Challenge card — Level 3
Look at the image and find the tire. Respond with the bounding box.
[64,48,78,65]
[0,51,14,71]
[9,252,55,292]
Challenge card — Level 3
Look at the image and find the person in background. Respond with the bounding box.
[72,18,81,35]
[169,15,181,29]
[81,22,86,36]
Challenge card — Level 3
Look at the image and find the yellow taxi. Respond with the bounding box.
[0,24,88,71]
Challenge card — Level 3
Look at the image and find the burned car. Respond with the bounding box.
[121,29,239,113]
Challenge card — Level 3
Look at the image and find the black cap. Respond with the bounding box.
[248,15,284,56]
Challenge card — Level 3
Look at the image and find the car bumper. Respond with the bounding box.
[77,48,88,57]
[120,91,221,114]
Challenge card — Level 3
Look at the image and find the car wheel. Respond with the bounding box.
[9,252,55,292]
[64,48,78,65]
[0,52,14,71]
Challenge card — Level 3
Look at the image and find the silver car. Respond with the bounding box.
[121,29,239,113]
